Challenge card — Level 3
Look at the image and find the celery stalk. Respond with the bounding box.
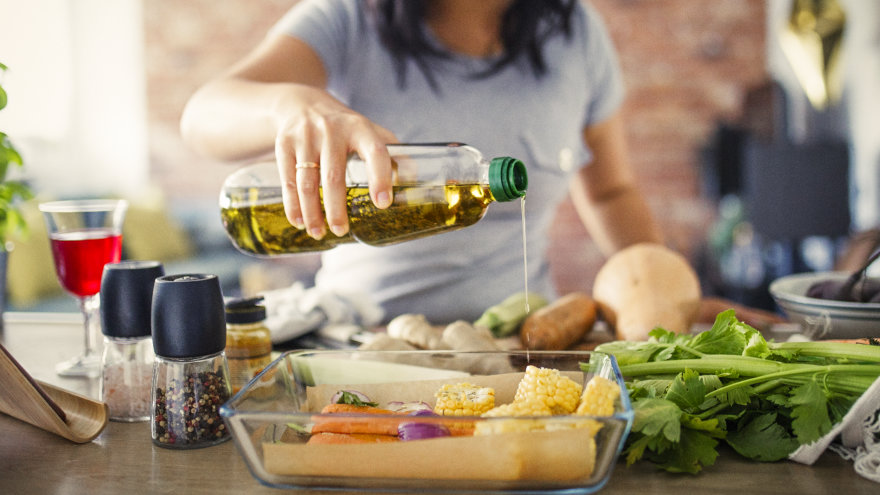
[770,341,880,363]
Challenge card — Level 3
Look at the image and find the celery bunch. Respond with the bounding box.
[592,310,880,474]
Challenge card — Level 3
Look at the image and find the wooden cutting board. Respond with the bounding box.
[0,342,108,443]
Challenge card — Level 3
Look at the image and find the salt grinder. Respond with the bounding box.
[100,260,164,422]
[150,273,231,449]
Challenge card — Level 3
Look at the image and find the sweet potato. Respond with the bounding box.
[520,292,597,350]
[592,243,701,340]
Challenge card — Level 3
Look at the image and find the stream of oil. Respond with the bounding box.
[521,196,530,360]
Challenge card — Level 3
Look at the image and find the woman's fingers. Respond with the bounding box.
[276,115,330,240]
[274,93,397,240]
[356,124,397,209]
[276,132,304,229]
[320,135,352,238]
[295,145,326,240]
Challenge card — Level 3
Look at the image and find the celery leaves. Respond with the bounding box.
[789,380,832,444]
[594,309,880,474]
[726,413,799,461]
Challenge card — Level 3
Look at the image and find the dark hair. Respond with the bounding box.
[366,0,577,89]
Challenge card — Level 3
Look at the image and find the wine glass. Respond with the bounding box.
[39,199,128,377]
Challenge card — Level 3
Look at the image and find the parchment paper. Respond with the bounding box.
[262,371,599,481]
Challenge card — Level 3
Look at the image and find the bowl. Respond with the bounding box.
[769,271,880,339]
[220,349,633,493]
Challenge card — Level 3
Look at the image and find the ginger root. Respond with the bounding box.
[386,313,447,350]
[442,320,501,352]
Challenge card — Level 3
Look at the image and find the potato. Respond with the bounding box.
[592,243,701,341]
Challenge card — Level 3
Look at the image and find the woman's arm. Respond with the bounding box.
[180,34,328,161]
[569,111,664,255]
[571,113,787,328]
[180,34,396,240]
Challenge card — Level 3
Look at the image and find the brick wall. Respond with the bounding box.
[550,0,768,293]
[143,0,768,294]
[144,0,292,199]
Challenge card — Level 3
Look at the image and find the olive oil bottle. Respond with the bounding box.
[219,143,527,256]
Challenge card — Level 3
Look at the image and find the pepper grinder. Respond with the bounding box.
[100,260,164,422]
[150,273,231,449]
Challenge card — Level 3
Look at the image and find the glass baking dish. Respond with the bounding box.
[220,349,633,493]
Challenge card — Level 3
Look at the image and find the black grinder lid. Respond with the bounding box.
[225,296,267,325]
[151,274,226,359]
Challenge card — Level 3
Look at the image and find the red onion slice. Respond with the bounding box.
[397,410,451,441]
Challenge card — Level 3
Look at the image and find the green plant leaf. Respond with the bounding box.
[687,311,750,355]
[665,369,708,413]
[0,61,7,111]
[681,413,725,438]
[0,63,34,246]
[631,397,682,442]
[726,412,800,461]
[645,428,719,474]
[1,133,23,182]
[789,379,832,445]
[594,340,667,366]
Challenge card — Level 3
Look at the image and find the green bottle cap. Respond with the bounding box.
[488,157,528,202]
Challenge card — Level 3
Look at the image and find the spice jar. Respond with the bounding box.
[225,296,273,394]
[150,274,231,449]
[100,260,164,422]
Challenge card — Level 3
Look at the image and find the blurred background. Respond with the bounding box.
[0,0,876,313]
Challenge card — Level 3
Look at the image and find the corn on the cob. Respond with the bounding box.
[474,418,549,435]
[474,401,552,435]
[482,400,552,418]
[474,370,621,436]
[561,375,621,437]
[575,376,619,416]
[433,383,495,416]
[513,365,583,414]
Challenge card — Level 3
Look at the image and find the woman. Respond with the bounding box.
[181,0,776,327]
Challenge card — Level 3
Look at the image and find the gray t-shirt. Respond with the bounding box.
[271,0,625,323]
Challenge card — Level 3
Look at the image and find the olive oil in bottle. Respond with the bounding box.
[219,143,527,256]
[221,186,355,256]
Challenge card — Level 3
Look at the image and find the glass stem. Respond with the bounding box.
[80,294,101,358]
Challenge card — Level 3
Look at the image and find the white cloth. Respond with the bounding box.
[789,374,880,484]
[260,282,384,344]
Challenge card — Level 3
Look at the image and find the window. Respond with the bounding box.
[0,0,148,199]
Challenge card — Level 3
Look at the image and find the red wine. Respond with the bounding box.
[49,229,123,297]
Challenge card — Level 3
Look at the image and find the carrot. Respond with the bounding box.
[307,432,399,445]
[311,403,404,436]
[319,403,397,415]
[520,292,597,350]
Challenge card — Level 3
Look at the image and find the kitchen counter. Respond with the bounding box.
[0,312,876,495]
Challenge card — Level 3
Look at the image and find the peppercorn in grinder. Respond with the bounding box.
[150,274,232,449]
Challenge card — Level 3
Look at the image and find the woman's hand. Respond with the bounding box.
[180,34,397,239]
[271,85,397,239]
